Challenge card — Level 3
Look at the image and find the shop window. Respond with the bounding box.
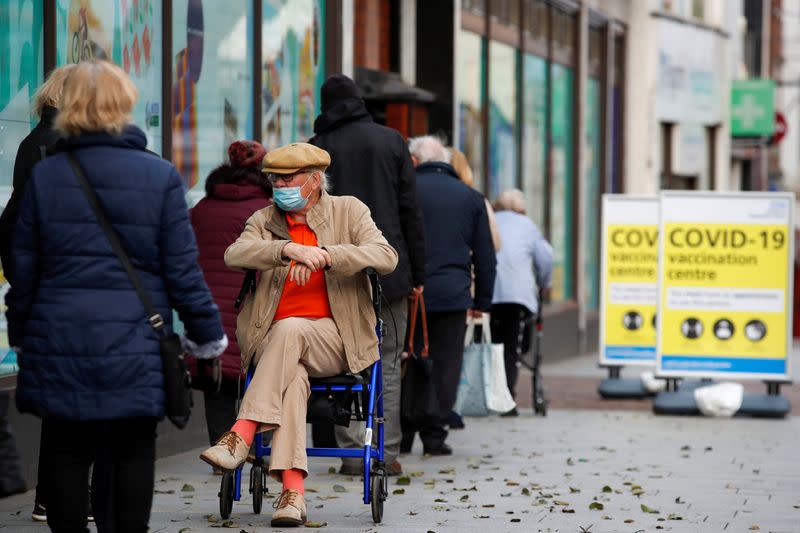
[588,26,603,78]
[464,0,486,16]
[524,0,549,41]
[458,30,485,192]
[488,41,518,199]
[522,53,547,229]
[261,0,325,150]
[170,0,254,195]
[55,0,163,154]
[583,78,602,311]
[549,63,574,301]
[0,0,44,376]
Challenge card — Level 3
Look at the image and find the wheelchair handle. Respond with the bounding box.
[364,268,382,319]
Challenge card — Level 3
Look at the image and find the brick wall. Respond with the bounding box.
[354,0,391,71]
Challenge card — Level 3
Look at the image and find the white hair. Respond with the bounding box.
[308,167,332,192]
[408,135,451,164]
[494,188,526,214]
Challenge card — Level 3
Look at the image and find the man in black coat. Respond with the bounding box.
[402,135,496,455]
[310,74,426,475]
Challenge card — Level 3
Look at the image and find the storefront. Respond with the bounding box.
[0,0,327,387]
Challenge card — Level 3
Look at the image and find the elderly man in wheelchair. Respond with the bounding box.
[200,142,398,526]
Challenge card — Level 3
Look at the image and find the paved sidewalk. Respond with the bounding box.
[2,409,799,532]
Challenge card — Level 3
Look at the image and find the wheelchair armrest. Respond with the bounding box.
[364,268,382,319]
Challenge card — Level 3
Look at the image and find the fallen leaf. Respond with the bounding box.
[332,485,347,493]
[566,457,575,466]
[624,519,635,523]
[438,468,455,475]
[602,485,612,493]
[749,527,760,531]
[704,446,713,452]
[393,489,405,495]
[207,516,219,523]
[602,515,612,520]
[510,518,521,522]
[408,511,418,516]
[304,521,328,528]
[569,486,581,493]
[482,504,495,508]
[396,476,411,486]
[327,466,336,474]
[680,445,691,451]
[675,496,685,504]
[521,488,531,496]
[640,504,660,514]
[181,484,195,492]
[460,495,469,502]
[178,529,192,533]
[424,479,436,486]
[589,502,604,510]
[505,480,520,486]
[434,498,448,503]
[668,513,683,520]
[561,508,575,514]
[154,489,175,494]
[305,487,318,493]
[410,471,425,477]
[553,500,570,506]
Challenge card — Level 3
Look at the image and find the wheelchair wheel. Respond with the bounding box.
[219,471,234,519]
[250,464,265,514]
[370,468,387,523]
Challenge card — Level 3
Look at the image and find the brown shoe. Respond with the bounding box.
[199,431,249,472]
[271,489,306,527]
[386,460,403,476]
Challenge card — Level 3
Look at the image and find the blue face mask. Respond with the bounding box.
[273,176,313,212]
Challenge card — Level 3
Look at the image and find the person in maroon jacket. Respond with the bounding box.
[190,140,272,451]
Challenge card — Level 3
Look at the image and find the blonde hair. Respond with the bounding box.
[494,188,526,214]
[33,64,77,116]
[448,146,474,187]
[55,60,138,137]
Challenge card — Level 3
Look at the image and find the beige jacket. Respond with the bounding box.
[224,191,398,373]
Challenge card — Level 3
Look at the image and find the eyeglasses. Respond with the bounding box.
[267,171,310,184]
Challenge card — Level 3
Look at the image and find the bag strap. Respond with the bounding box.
[464,313,492,347]
[67,152,166,336]
[406,292,429,358]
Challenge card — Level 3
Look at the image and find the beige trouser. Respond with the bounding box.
[237,317,348,479]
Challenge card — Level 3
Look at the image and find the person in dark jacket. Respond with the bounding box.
[189,140,272,451]
[5,60,226,533]
[0,63,76,522]
[309,74,426,476]
[401,135,496,456]
[0,64,75,283]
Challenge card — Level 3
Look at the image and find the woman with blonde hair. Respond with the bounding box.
[6,60,226,532]
[448,146,502,251]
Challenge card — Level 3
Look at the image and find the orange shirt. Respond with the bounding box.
[272,214,333,321]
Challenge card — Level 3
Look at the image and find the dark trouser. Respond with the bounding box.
[402,310,467,451]
[204,385,239,445]
[0,391,26,498]
[42,417,157,533]
[490,303,532,399]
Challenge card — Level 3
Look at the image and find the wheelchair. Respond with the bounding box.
[217,268,388,523]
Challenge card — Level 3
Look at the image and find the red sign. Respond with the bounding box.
[772,112,788,145]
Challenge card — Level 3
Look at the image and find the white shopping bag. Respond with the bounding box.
[454,315,516,416]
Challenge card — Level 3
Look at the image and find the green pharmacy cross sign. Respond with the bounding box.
[731,79,775,137]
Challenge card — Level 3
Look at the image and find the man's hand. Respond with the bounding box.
[410,285,424,297]
[289,263,313,286]
[468,309,484,319]
[282,242,331,271]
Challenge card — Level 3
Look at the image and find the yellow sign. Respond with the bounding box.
[657,193,794,379]
[600,196,659,365]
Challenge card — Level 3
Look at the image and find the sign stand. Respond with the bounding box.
[653,192,794,418]
[597,196,661,399]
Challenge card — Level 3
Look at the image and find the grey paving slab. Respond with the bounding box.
[2,409,799,532]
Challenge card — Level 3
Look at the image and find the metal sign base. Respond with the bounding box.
[598,376,651,399]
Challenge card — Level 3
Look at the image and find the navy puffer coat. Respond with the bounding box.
[6,126,224,421]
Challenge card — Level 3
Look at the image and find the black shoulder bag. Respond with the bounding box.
[67,152,192,429]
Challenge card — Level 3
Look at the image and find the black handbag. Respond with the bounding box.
[67,153,192,429]
[400,292,439,426]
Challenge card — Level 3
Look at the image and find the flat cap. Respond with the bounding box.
[261,142,331,174]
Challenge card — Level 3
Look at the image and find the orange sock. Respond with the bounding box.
[230,419,258,446]
[282,468,305,494]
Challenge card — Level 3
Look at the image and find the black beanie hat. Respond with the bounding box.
[321,74,362,111]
